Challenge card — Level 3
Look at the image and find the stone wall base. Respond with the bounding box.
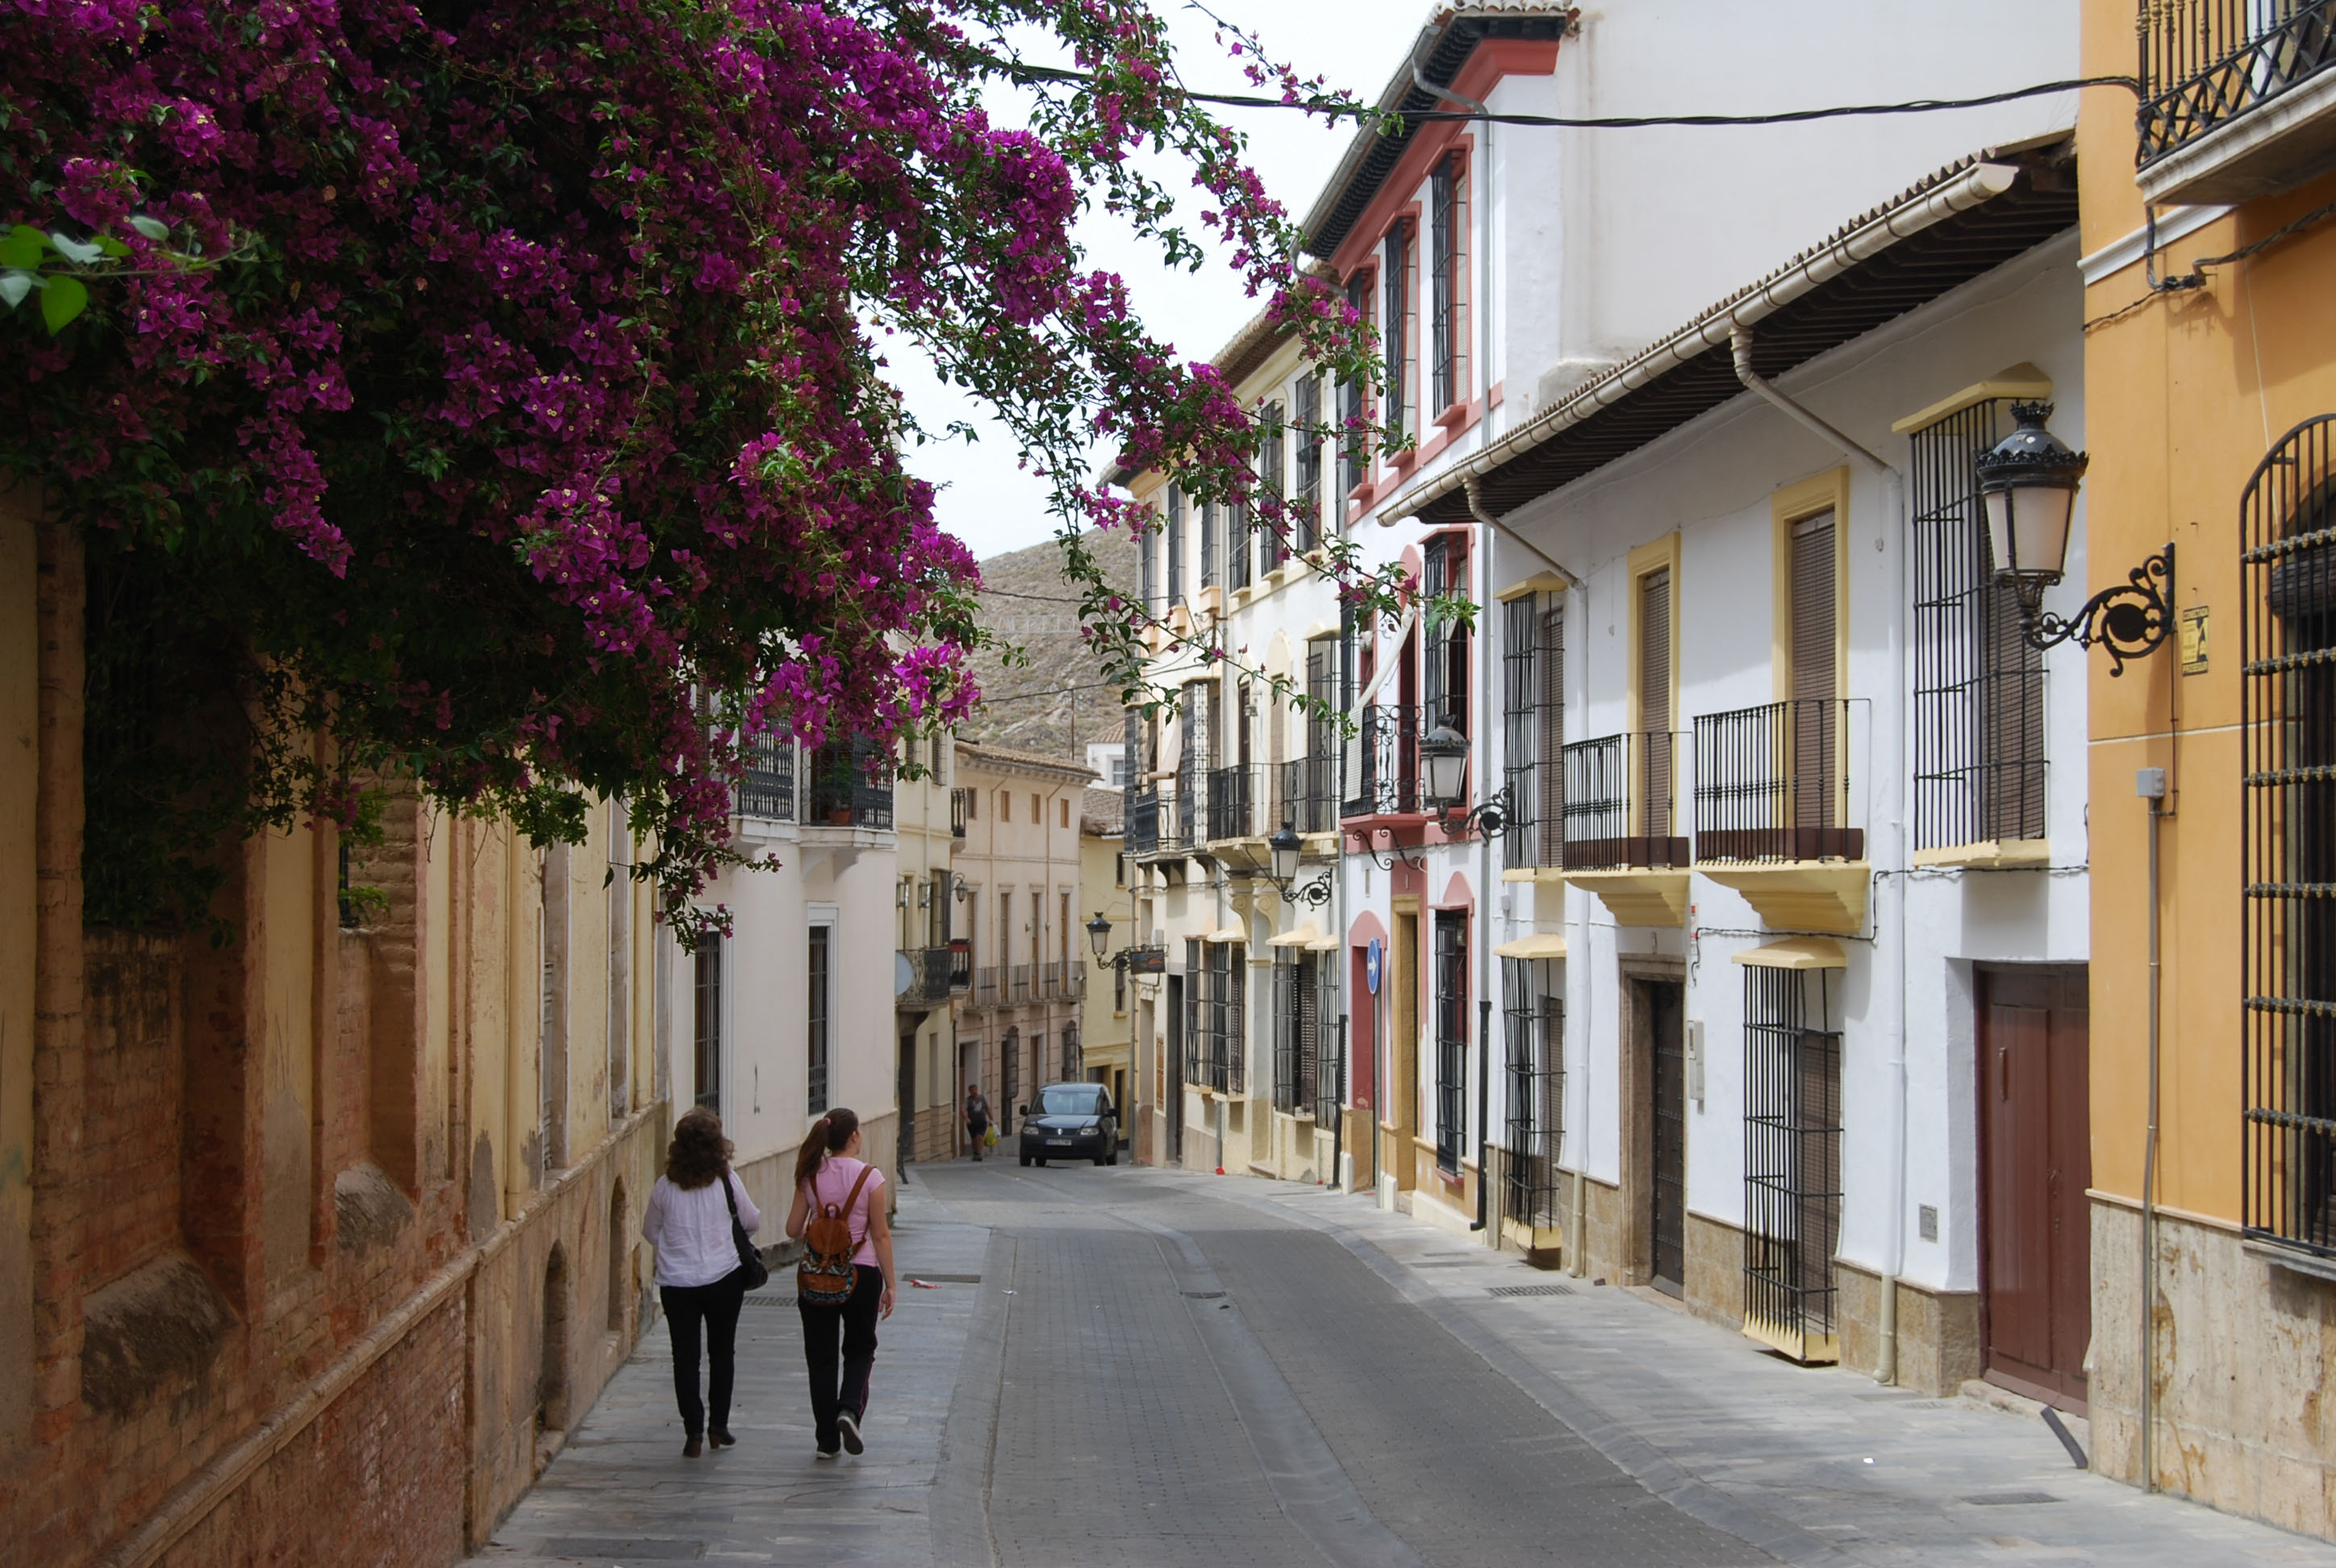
[1833,1261,1982,1397]
[2091,1197,2336,1540]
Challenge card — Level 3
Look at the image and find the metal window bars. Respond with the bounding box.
[1502,594,1567,869]
[1501,957,1566,1233]
[1561,732,1689,869]
[1430,157,1460,415]
[1341,277,1371,498]
[2139,0,2336,165]
[1383,224,1411,443]
[1228,492,1254,592]
[898,946,955,1008]
[1295,375,1324,555]
[807,739,894,828]
[1742,963,1843,1364]
[1184,940,1205,1090]
[692,939,722,1115]
[1348,703,1422,817]
[1272,952,1324,1116]
[1434,912,1467,1174]
[1258,404,1287,573]
[807,927,832,1115]
[1312,953,1343,1130]
[1199,940,1244,1094]
[1166,486,1186,605]
[1207,763,1258,841]
[1910,398,2046,851]
[949,786,971,838]
[1061,1024,1082,1082]
[2243,413,2336,1256]
[1126,787,1162,855]
[1692,700,1863,862]
[1200,498,1220,591]
[738,732,797,821]
[1281,756,1337,834]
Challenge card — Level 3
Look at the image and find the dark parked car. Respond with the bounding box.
[1019,1082,1118,1167]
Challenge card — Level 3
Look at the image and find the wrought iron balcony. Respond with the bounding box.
[807,740,894,829]
[736,732,797,822]
[949,938,972,992]
[1560,731,1688,870]
[1345,703,1420,819]
[2139,0,2336,169]
[1008,963,1034,1003]
[897,946,954,1008]
[1170,765,1206,853]
[1207,763,1260,841]
[1692,700,1863,863]
[1282,754,1337,835]
[1127,787,1162,856]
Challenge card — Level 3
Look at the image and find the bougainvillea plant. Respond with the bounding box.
[2,0,1417,942]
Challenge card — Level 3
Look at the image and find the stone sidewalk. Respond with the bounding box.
[1191,1170,2336,1568]
[464,1168,989,1566]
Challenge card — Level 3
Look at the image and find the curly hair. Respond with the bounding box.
[665,1107,732,1190]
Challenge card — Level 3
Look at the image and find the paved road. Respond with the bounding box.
[471,1161,2336,1566]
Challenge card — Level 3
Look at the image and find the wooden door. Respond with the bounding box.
[1393,910,1420,1191]
[1648,980,1687,1296]
[1978,965,2091,1408]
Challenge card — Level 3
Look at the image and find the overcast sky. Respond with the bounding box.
[890,0,1429,563]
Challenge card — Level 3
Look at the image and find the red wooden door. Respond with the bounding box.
[1977,965,2091,1408]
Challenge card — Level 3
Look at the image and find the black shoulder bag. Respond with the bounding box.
[721,1170,770,1291]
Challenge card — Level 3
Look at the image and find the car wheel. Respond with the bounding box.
[1036,1157,1047,1167]
[1108,1150,1119,1166]
[1019,1154,1031,1167]
[1092,1154,1106,1166]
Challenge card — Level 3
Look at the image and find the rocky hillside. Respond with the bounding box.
[957,528,1137,761]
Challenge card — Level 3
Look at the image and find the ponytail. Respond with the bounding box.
[790,1107,860,1190]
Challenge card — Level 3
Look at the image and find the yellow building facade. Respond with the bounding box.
[2080,0,2336,1534]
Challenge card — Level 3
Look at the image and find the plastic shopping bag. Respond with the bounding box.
[985,1125,999,1148]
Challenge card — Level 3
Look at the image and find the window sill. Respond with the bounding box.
[1910,839,2049,870]
[1433,399,1470,434]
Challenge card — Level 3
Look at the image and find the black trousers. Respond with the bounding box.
[967,1120,987,1159]
[661,1268,747,1439]
[798,1264,883,1450]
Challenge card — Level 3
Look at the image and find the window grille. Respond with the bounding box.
[2244,413,2336,1256]
[739,731,797,821]
[1002,1025,1020,1117]
[807,925,831,1114]
[1312,951,1342,1128]
[1429,156,1462,415]
[1184,940,1204,1088]
[1141,506,1161,615]
[1911,399,2045,850]
[1434,911,1467,1173]
[1062,1023,1082,1082]
[1283,637,1336,834]
[1501,957,1565,1232]
[1501,594,1564,869]
[1274,957,1299,1111]
[1166,485,1187,606]
[1742,964,1843,1363]
[1200,498,1220,590]
[1383,223,1411,442]
[1424,536,1470,739]
[1341,275,1370,496]
[1258,402,1287,572]
[692,936,722,1114]
[1199,940,1244,1093]
[1294,375,1323,553]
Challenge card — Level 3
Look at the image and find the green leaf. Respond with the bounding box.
[96,236,130,258]
[48,233,103,266]
[127,215,170,242]
[0,226,44,270]
[40,273,88,332]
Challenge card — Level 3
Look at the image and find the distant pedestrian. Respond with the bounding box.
[786,1108,895,1459]
[640,1107,760,1458]
[963,1082,991,1160]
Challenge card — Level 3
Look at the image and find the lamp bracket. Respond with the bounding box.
[2021,543,2174,678]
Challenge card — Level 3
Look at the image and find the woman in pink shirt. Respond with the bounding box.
[784,1107,895,1458]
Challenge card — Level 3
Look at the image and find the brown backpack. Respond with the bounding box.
[797,1165,874,1306]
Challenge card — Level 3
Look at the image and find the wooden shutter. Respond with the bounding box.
[1639,569,1671,837]
[1789,514,1836,832]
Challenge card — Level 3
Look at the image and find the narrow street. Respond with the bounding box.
[470,1166,2336,1568]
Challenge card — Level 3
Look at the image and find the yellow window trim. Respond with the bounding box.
[1495,571,1568,603]
[1769,468,1851,706]
[1889,362,2054,435]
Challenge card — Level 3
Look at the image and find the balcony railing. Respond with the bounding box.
[1561,732,1688,869]
[1127,787,1162,855]
[1692,700,1863,863]
[1345,703,1420,818]
[898,946,954,1007]
[737,732,797,821]
[1207,763,1259,841]
[807,740,894,828]
[1008,963,1034,1003]
[1171,766,1205,853]
[972,965,1001,1006]
[2139,0,2336,165]
[1282,754,1337,835]
[1036,961,1087,1002]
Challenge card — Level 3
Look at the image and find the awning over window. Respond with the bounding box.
[1731,936,1847,970]
[1493,932,1568,960]
[1305,933,1339,952]
[1201,924,1247,945]
[1267,922,1323,949]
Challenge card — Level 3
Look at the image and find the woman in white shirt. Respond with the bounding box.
[640,1107,760,1457]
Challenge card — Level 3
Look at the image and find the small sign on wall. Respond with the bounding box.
[2180,605,2209,675]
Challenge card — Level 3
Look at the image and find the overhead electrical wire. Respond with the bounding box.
[981,60,2138,130]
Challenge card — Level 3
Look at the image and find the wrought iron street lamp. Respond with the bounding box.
[1977,401,2172,676]
[1087,909,1112,961]
[1265,821,1330,907]
[1420,722,1469,811]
